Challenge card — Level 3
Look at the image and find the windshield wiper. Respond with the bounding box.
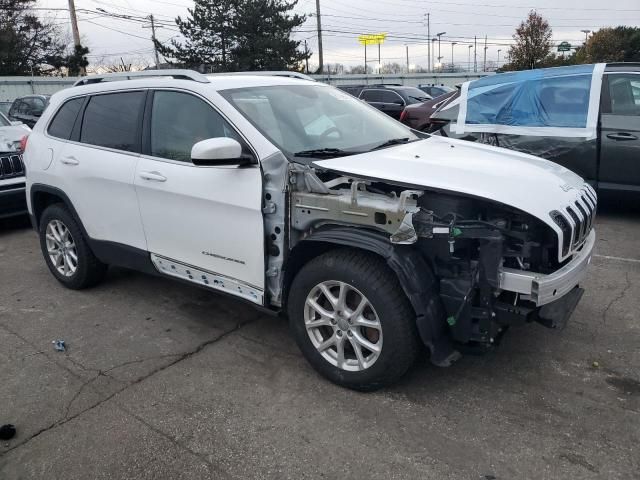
[370,137,412,151]
[294,148,359,159]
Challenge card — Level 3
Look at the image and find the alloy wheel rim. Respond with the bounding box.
[45,220,78,277]
[304,280,383,372]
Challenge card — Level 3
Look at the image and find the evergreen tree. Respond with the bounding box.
[156,0,309,72]
[0,0,67,75]
[231,0,309,71]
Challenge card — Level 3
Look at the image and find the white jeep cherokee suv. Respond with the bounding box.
[24,70,596,390]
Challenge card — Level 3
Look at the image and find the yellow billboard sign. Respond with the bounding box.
[358,33,387,46]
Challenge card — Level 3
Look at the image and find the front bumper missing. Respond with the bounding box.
[498,229,595,306]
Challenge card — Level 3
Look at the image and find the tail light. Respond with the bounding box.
[399,109,407,123]
[19,134,29,152]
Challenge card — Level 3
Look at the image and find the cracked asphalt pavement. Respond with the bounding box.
[0,208,639,480]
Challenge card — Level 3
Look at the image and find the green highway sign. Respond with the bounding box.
[557,41,572,52]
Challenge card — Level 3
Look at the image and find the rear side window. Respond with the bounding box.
[380,90,403,104]
[81,92,145,152]
[48,98,84,140]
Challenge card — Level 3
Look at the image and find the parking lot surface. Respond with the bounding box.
[0,210,638,480]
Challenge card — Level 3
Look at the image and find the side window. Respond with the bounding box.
[12,100,26,115]
[380,91,403,104]
[31,97,45,114]
[606,74,640,116]
[360,90,382,102]
[48,98,84,140]
[150,90,240,162]
[80,91,145,152]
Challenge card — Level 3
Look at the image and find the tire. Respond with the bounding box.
[288,249,420,391]
[39,204,107,289]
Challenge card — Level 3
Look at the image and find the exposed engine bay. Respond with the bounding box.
[283,163,584,359]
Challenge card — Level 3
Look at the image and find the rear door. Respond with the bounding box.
[599,72,640,190]
[53,90,148,250]
[134,89,265,303]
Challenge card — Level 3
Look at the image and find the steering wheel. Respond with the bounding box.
[319,126,342,141]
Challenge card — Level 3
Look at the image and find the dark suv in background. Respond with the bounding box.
[417,84,455,98]
[337,84,431,120]
[8,95,50,128]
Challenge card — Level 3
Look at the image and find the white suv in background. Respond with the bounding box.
[24,70,596,390]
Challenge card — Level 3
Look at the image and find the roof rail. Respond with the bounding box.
[209,71,315,81]
[73,69,210,87]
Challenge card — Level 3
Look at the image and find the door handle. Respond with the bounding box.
[139,171,167,182]
[606,132,638,141]
[60,156,79,166]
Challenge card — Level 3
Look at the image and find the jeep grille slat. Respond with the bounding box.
[550,184,597,260]
[0,153,25,180]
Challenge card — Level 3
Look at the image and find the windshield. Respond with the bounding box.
[0,112,10,127]
[398,87,431,104]
[220,84,419,159]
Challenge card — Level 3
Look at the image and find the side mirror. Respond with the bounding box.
[32,109,44,117]
[191,137,251,166]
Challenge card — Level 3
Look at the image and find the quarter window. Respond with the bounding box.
[80,91,145,152]
[48,98,84,140]
[150,90,240,162]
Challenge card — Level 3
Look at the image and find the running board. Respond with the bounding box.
[150,254,264,305]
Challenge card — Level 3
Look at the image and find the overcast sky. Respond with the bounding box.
[37,0,640,70]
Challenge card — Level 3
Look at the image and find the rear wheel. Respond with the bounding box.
[39,204,107,289]
[288,249,420,391]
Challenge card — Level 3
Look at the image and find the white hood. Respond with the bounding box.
[313,135,590,232]
[0,124,30,152]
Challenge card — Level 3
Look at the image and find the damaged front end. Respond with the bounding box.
[281,163,594,364]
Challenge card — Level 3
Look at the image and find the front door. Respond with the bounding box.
[599,72,640,190]
[134,90,265,303]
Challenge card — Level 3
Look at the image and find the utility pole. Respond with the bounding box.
[364,43,367,74]
[406,44,409,73]
[468,45,472,72]
[315,0,324,73]
[67,0,85,75]
[378,43,381,73]
[149,15,160,68]
[483,35,487,72]
[497,49,502,67]
[304,40,310,73]
[426,13,431,73]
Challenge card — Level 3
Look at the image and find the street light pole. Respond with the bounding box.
[436,32,446,70]
[450,42,457,71]
[468,45,472,72]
